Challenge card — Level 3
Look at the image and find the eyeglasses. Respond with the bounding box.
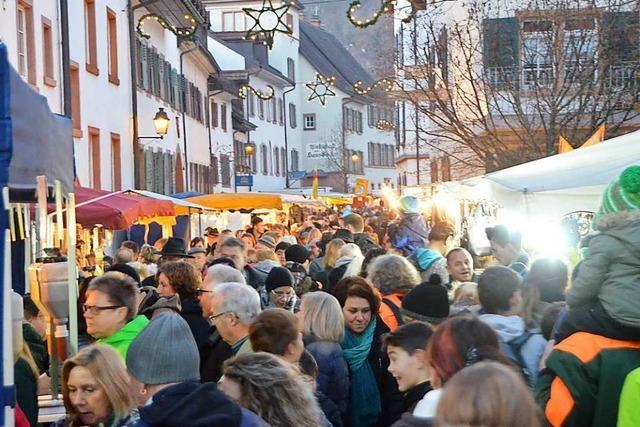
[208,311,231,322]
[271,290,294,299]
[196,288,213,296]
[82,304,122,315]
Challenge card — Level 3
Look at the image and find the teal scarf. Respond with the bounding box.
[341,318,381,427]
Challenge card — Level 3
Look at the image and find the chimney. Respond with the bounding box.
[311,6,321,28]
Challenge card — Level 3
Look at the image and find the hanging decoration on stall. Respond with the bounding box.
[243,0,293,49]
[136,13,198,40]
[376,119,396,130]
[238,84,275,101]
[306,73,337,106]
[353,78,394,95]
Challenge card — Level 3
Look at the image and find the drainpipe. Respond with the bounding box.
[59,0,76,178]
[208,84,223,192]
[282,84,296,188]
[180,45,198,191]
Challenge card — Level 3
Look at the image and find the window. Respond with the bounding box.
[278,99,284,125]
[42,16,55,86]
[287,58,295,81]
[222,11,246,31]
[111,133,121,191]
[211,101,218,127]
[221,104,227,131]
[70,62,82,138]
[258,99,264,119]
[271,98,277,123]
[17,2,35,84]
[288,103,297,128]
[274,147,280,176]
[281,148,287,176]
[220,154,231,186]
[84,0,99,75]
[88,127,101,189]
[303,113,316,130]
[249,91,255,117]
[106,8,119,85]
[286,14,294,33]
[266,97,271,122]
[291,149,299,171]
[261,144,268,175]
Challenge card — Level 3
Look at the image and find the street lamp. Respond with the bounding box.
[351,153,359,162]
[243,142,256,191]
[139,107,170,140]
[244,143,255,156]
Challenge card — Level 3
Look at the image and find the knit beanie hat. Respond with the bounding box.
[258,235,277,250]
[399,195,420,214]
[401,278,450,324]
[595,165,640,226]
[275,241,291,252]
[265,266,295,292]
[126,313,200,385]
[285,244,310,264]
[332,228,354,243]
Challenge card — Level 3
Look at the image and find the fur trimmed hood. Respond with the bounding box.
[597,210,640,231]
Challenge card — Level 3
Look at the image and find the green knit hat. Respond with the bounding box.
[594,165,640,226]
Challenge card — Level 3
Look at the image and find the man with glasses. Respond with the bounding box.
[83,272,149,359]
[208,282,261,356]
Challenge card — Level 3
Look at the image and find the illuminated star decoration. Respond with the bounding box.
[238,84,275,100]
[376,119,396,130]
[243,0,293,50]
[353,78,395,95]
[306,74,337,106]
[136,13,197,40]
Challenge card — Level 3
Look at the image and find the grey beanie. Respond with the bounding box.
[126,313,200,385]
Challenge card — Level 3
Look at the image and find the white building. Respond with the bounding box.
[0,0,133,191]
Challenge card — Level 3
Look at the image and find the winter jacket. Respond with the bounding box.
[402,381,432,413]
[390,413,434,427]
[354,232,380,256]
[200,326,233,383]
[15,358,37,427]
[535,332,640,427]
[309,256,325,276]
[243,265,266,291]
[479,314,547,387]
[409,249,449,284]
[328,263,348,293]
[98,315,149,360]
[304,335,350,417]
[180,297,212,356]
[379,293,405,332]
[131,381,268,427]
[318,390,343,427]
[388,214,430,256]
[566,211,640,328]
[23,322,47,374]
[408,389,442,425]
[286,261,318,295]
[53,412,139,427]
[618,366,640,427]
[253,259,279,276]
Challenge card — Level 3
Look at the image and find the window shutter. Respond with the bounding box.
[158,55,165,100]
[144,149,154,190]
[430,159,439,183]
[141,42,149,91]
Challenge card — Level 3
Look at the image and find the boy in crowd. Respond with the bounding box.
[477,266,546,388]
[384,322,434,412]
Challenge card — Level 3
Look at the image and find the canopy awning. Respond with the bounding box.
[124,189,208,215]
[187,193,283,211]
[281,194,327,207]
[68,187,175,230]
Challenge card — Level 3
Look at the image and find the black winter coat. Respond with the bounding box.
[200,327,233,383]
[180,297,211,355]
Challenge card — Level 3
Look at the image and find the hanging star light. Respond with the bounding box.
[136,13,197,40]
[243,0,293,50]
[376,119,396,130]
[238,84,275,100]
[353,78,395,95]
[306,73,337,106]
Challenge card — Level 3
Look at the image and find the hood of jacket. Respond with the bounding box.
[410,248,443,271]
[479,314,525,343]
[334,255,354,268]
[100,315,149,347]
[253,259,279,275]
[597,210,640,244]
[139,381,242,427]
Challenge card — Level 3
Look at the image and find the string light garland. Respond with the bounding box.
[238,84,275,100]
[136,13,197,40]
[243,0,293,50]
[347,0,415,28]
[306,73,337,106]
[353,78,394,95]
[376,119,396,130]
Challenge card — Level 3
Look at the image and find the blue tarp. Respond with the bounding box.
[171,191,204,199]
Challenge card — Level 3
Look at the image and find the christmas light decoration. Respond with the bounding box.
[376,119,396,130]
[136,13,197,40]
[306,73,337,106]
[353,78,394,95]
[243,0,293,50]
[347,0,415,28]
[238,84,275,100]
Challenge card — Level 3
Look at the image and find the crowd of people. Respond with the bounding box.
[12,165,640,427]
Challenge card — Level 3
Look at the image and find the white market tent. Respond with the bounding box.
[440,130,640,221]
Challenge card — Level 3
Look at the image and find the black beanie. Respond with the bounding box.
[401,279,449,324]
[332,228,354,243]
[107,263,141,285]
[265,267,295,293]
[285,244,310,264]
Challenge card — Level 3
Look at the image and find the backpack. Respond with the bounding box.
[381,297,405,328]
[499,331,535,388]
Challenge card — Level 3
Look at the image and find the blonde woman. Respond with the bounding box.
[53,344,137,426]
[312,238,346,289]
[220,352,325,427]
[299,292,349,418]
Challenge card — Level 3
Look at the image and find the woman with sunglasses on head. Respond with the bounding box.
[82,272,149,360]
[52,344,138,427]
